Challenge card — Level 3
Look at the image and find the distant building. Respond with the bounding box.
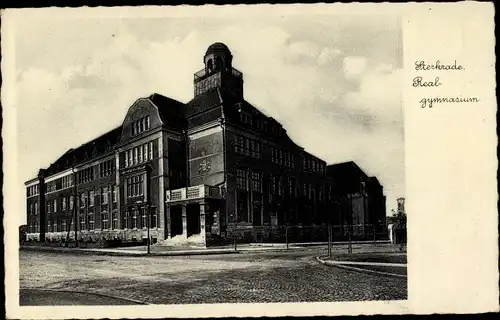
[24,43,386,247]
[326,161,387,238]
[397,197,405,215]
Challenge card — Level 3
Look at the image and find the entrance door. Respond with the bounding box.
[252,202,262,226]
[170,205,183,237]
[186,204,200,237]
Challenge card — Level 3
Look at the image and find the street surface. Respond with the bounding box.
[20,247,407,305]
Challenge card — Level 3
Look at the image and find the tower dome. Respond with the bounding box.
[205,42,231,56]
[203,42,233,73]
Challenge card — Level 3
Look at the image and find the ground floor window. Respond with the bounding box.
[112,212,118,229]
[141,207,147,229]
[132,209,138,229]
[151,207,157,228]
[236,190,249,222]
[101,212,109,230]
[88,213,95,231]
[123,211,129,229]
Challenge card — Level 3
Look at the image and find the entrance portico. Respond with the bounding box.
[165,185,223,247]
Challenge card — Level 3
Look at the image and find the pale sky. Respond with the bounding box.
[9,9,404,225]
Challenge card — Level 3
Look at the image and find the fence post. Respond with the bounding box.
[327,224,332,257]
[286,226,289,250]
[348,225,353,254]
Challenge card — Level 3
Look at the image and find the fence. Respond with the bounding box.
[281,224,389,245]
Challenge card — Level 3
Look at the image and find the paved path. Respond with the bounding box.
[20,249,407,304]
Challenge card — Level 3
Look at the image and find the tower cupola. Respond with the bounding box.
[193,42,243,98]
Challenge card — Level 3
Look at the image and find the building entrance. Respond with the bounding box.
[186,204,201,237]
[170,205,183,237]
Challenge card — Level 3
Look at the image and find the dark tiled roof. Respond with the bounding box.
[187,107,223,129]
[326,161,369,193]
[149,93,187,131]
[45,126,122,176]
[186,88,223,118]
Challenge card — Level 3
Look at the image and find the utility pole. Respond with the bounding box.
[145,164,152,255]
[348,194,353,255]
[327,210,332,257]
[73,167,79,248]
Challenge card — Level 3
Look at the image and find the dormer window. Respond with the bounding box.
[132,116,151,136]
[240,111,252,126]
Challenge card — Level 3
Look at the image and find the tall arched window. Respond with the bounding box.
[206,59,214,74]
[215,56,223,71]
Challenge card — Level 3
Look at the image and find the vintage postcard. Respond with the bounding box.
[2,2,497,319]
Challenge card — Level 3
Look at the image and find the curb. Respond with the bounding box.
[20,246,241,257]
[20,288,148,305]
[316,256,407,279]
[20,245,325,257]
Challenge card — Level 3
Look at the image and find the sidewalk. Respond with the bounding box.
[20,240,394,257]
[316,256,407,278]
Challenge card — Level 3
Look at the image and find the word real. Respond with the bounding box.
[414,60,464,71]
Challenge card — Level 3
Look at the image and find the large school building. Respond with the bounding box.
[25,43,386,247]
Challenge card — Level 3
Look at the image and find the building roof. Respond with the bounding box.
[149,93,186,131]
[205,42,232,56]
[185,88,223,118]
[44,126,122,176]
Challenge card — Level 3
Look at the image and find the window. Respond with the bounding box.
[149,142,154,159]
[139,147,143,163]
[112,186,117,203]
[150,208,157,228]
[89,190,95,207]
[143,144,148,161]
[61,219,67,232]
[271,176,277,195]
[236,169,247,190]
[80,214,86,230]
[53,219,58,232]
[251,172,261,192]
[141,208,147,229]
[123,211,129,229]
[240,111,252,125]
[47,220,51,233]
[62,197,67,211]
[112,212,118,229]
[88,213,95,231]
[34,202,38,215]
[47,203,51,214]
[99,160,113,177]
[250,140,261,158]
[101,212,109,230]
[69,196,74,210]
[132,116,151,136]
[80,192,86,208]
[101,187,109,205]
[277,177,283,196]
[132,209,138,229]
[127,175,144,198]
[288,178,294,196]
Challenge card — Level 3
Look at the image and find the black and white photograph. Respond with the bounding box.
[3,3,497,319]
